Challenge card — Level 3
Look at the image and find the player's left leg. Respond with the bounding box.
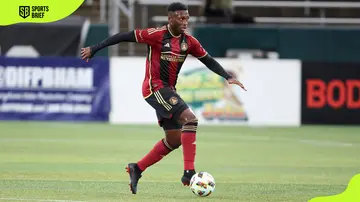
[126,114,182,194]
[176,108,198,186]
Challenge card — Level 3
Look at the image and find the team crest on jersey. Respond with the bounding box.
[180,42,188,52]
[169,96,178,105]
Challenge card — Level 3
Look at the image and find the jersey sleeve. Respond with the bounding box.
[189,36,208,59]
[134,28,161,46]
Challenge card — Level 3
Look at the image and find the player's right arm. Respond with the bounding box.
[81,28,160,61]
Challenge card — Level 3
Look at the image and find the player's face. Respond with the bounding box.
[170,10,189,34]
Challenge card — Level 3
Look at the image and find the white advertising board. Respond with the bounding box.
[110,57,301,126]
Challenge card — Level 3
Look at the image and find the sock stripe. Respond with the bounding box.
[184,122,198,126]
[182,126,197,131]
[182,130,197,133]
[162,138,174,151]
[182,119,198,132]
[183,125,198,129]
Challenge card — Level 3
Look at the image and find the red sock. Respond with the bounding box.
[181,121,197,170]
[137,139,172,171]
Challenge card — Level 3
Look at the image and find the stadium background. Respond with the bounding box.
[0,0,360,201]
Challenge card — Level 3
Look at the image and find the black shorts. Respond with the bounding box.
[145,87,189,130]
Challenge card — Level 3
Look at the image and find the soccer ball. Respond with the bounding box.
[190,171,216,197]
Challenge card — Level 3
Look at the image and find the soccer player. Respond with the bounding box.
[80,2,246,194]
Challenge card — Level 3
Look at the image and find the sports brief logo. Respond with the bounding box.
[19,6,30,19]
[19,6,50,19]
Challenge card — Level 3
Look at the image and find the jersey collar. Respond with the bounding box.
[167,24,181,38]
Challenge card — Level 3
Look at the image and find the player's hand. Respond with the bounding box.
[227,78,247,91]
[80,47,92,62]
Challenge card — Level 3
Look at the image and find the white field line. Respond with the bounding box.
[299,139,354,147]
[205,131,357,147]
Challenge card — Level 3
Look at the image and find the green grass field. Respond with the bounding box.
[0,122,359,202]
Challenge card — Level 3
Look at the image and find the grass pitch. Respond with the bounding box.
[0,122,359,202]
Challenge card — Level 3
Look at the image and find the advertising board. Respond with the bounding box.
[0,56,110,121]
[110,57,301,126]
[301,62,360,124]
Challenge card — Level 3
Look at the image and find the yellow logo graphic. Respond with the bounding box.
[1,0,84,25]
[177,67,248,122]
[309,174,360,202]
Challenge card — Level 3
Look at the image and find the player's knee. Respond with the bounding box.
[179,109,197,126]
[182,117,198,133]
[183,111,198,125]
[163,138,180,150]
[184,117,198,125]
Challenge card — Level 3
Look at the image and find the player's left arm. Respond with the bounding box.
[189,36,247,91]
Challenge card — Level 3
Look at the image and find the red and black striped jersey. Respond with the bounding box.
[134,25,208,98]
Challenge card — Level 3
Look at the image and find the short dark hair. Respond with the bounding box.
[167,2,188,12]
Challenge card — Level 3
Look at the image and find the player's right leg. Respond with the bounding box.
[126,114,181,194]
[136,117,182,171]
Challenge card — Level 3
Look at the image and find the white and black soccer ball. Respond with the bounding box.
[190,171,216,197]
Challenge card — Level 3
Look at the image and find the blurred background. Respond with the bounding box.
[3,0,360,59]
[0,1,360,202]
[76,0,360,60]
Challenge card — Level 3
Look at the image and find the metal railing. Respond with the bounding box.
[136,0,360,7]
[98,0,360,55]
[151,16,360,25]
[137,0,360,28]
[100,0,135,56]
